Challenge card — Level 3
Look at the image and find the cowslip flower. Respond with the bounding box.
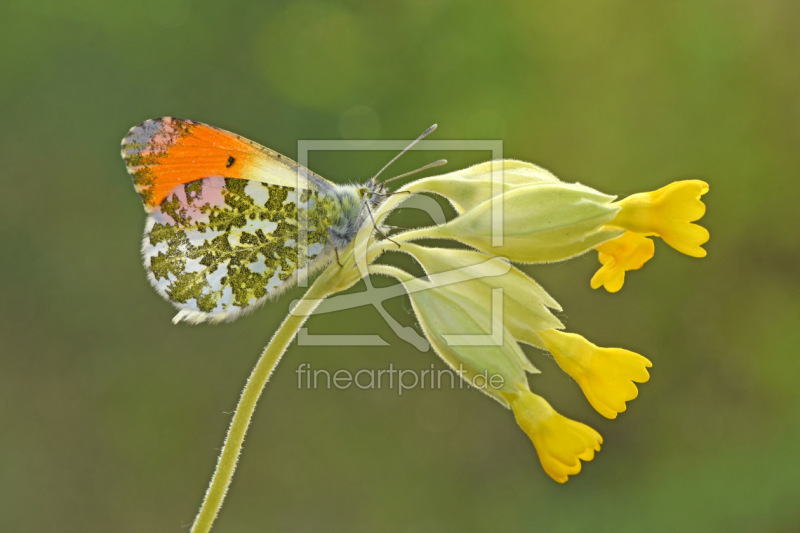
[504,388,603,483]
[591,180,710,291]
[540,329,652,419]
[590,231,655,293]
[369,161,708,481]
[325,163,707,482]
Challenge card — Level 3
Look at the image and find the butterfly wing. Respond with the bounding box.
[121,118,339,323]
[143,176,337,323]
[121,117,333,211]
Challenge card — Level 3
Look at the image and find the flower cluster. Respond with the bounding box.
[347,160,709,482]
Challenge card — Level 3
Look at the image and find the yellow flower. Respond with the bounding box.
[506,389,602,483]
[370,165,709,482]
[540,329,652,419]
[610,180,710,257]
[590,231,655,293]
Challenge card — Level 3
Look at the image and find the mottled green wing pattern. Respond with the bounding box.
[142,176,336,323]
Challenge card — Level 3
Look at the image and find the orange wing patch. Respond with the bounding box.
[121,117,323,211]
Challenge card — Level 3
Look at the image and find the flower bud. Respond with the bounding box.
[398,276,529,406]
[401,243,563,349]
[405,159,604,215]
[408,183,622,263]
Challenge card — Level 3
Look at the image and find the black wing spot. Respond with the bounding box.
[226,155,236,168]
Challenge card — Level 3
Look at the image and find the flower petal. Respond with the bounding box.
[590,231,655,292]
[659,221,709,258]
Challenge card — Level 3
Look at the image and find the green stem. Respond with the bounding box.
[190,269,338,533]
[189,212,402,532]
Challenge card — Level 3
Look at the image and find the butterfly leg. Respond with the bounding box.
[365,202,401,248]
[327,227,344,267]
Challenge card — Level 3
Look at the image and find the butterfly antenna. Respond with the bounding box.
[382,158,447,186]
[370,124,438,182]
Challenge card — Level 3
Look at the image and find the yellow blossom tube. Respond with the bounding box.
[610,180,710,257]
[540,330,652,419]
[590,231,655,292]
[505,388,602,483]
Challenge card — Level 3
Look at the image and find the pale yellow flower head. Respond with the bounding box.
[376,243,567,406]
[406,160,562,214]
[374,261,532,407]
[401,243,564,349]
[360,160,710,483]
[401,175,623,264]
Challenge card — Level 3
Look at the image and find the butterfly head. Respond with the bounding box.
[358,178,387,205]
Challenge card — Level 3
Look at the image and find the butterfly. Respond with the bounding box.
[121,118,438,324]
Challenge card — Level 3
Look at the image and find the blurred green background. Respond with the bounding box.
[2,1,799,531]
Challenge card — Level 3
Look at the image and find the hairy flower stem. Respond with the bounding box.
[190,266,340,533]
[391,226,440,243]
